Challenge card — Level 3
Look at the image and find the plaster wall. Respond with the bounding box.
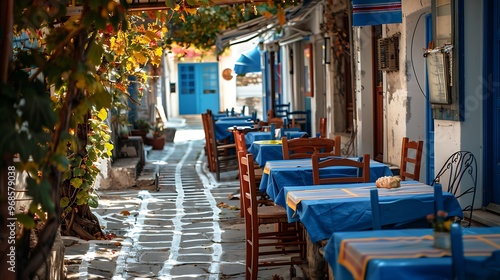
[381,1,430,169]
[354,26,375,157]
[165,52,179,117]
[433,0,483,207]
[394,0,484,208]
[290,3,325,136]
[94,157,111,190]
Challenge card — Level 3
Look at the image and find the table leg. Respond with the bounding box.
[305,232,328,280]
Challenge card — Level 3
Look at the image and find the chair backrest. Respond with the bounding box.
[450,222,466,280]
[237,150,250,218]
[240,152,259,220]
[288,110,310,133]
[450,222,500,279]
[279,126,301,139]
[282,136,340,159]
[233,129,247,153]
[319,117,327,138]
[400,137,424,181]
[274,102,290,119]
[201,113,215,171]
[267,117,284,129]
[312,154,370,185]
[370,188,433,230]
[432,151,477,228]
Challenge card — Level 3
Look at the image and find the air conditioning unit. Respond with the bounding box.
[377,35,399,72]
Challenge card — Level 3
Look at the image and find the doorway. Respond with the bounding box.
[178,63,220,114]
[372,25,384,162]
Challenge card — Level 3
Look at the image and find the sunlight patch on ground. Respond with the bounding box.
[174,128,205,142]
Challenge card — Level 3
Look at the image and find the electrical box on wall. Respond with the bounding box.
[377,35,400,72]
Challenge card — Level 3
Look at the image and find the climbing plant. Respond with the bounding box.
[1,0,302,278]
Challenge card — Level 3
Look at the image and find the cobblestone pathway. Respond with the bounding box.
[64,126,304,279]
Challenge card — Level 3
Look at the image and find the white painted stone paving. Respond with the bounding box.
[63,124,306,279]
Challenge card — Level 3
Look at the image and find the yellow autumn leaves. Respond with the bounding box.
[108,23,167,72]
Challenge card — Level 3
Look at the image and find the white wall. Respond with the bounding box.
[434,0,483,207]
[396,0,484,208]
[354,26,375,157]
[381,1,430,170]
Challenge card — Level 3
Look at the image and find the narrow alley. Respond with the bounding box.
[63,123,305,279]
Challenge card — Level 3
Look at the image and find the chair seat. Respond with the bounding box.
[255,168,263,177]
[244,198,295,223]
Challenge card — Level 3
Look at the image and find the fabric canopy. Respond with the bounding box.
[352,0,402,26]
[234,47,261,74]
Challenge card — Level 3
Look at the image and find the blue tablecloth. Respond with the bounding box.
[247,141,283,167]
[283,181,463,242]
[259,159,393,207]
[324,227,500,280]
[216,116,251,121]
[245,131,307,145]
[214,119,254,140]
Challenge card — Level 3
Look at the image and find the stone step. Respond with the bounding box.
[110,157,143,189]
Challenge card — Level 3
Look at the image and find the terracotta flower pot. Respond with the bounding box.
[146,137,165,150]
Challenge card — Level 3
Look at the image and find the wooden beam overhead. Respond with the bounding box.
[126,0,298,12]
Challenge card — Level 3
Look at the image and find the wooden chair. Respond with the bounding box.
[274,102,290,119]
[201,112,237,181]
[318,117,327,138]
[288,110,310,134]
[431,151,477,228]
[267,117,284,129]
[370,188,432,230]
[282,135,341,159]
[240,152,306,280]
[279,126,301,139]
[232,128,248,153]
[400,137,424,181]
[234,131,265,217]
[450,223,500,280]
[312,154,370,185]
[201,112,215,172]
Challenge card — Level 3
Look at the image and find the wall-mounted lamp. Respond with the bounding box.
[322,37,330,65]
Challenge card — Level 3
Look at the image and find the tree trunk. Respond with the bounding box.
[1,1,15,280]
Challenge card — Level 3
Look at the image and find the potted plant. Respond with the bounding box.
[131,118,151,141]
[115,113,130,139]
[145,123,166,150]
[427,210,454,249]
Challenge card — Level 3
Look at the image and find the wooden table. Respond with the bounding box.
[324,227,500,280]
[260,159,393,208]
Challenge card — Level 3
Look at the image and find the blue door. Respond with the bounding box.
[178,63,220,114]
[484,0,500,206]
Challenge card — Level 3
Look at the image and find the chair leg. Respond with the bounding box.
[245,239,252,280]
[250,225,259,280]
[216,162,221,181]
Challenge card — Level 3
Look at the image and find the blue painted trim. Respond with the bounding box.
[425,13,434,185]
[482,0,495,205]
[263,51,271,120]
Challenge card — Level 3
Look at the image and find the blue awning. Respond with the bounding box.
[234,47,261,74]
[352,0,402,26]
